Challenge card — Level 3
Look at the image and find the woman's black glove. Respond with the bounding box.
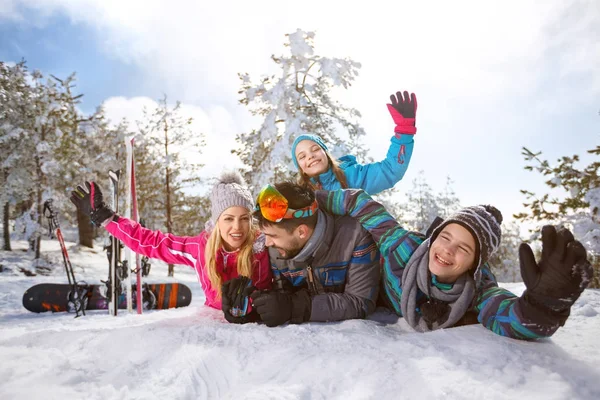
[69,181,115,226]
[221,276,258,324]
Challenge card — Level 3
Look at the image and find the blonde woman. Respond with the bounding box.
[70,171,272,324]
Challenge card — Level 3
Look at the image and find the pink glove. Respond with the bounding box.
[386,90,417,135]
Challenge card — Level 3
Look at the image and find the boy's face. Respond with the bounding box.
[261,223,305,260]
[428,223,477,283]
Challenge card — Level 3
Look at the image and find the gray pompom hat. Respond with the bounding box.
[209,171,253,223]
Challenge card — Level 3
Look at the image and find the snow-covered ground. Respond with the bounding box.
[1,236,600,400]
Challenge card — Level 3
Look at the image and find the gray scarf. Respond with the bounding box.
[400,238,475,332]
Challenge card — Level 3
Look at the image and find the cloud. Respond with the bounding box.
[102,96,243,188]
[5,0,599,219]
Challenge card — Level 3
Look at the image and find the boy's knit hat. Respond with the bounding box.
[209,171,253,222]
[429,205,503,275]
[291,134,328,170]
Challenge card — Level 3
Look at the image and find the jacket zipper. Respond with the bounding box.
[306,264,318,295]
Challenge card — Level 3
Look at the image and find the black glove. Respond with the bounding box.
[519,225,592,315]
[69,181,115,226]
[221,276,257,324]
[250,289,311,327]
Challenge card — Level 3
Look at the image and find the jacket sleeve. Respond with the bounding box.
[315,188,409,257]
[309,232,380,322]
[343,134,414,195]
[104,216,203,268]
[472,264,566,340]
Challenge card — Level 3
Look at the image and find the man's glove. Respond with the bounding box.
[221,276,257,324]
[386,90,417,135]
[69,181,115,226]
[519,225,592,316]
[250,289,312,327]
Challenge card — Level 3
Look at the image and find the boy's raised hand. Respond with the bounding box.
[519,225,592,314]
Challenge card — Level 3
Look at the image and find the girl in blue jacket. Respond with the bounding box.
[291,90,417,195]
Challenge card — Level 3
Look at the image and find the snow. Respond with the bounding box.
[1,236,600,400]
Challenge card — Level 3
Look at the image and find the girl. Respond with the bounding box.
[292,90,417,195]
[70,171,272,324]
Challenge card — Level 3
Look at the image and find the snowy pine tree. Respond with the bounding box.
[399,172,443,233]
[234,29,367,190]
[62,108,129,247]
[136,96,206,276]
[488,221,523,282]
[1,64,84,260]
[515,145,600,288]
[436,176,461,218]
[1,61,33,251]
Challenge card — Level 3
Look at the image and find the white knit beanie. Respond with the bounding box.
[209,171,253,223]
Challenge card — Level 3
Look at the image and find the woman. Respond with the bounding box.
[316,189,591,339]
[292,90,417,195]
[70,171,272,324]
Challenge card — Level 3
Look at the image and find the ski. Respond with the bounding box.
[127,138,144,314]
[108,169,121,316]
[124,140,134,313]
[42,199,88,317]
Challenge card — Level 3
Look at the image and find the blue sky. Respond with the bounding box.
[0,13,141,111]
[1,0,598,223]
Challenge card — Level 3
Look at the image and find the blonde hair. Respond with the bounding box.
[204,217,257,299]
[297,153,348,190]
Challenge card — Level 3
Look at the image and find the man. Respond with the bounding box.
[248,182,380,327]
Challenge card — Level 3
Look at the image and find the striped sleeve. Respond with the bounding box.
[473,264,563,340]
[316,189,410,257]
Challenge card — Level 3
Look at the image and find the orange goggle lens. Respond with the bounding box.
[255,185,318,222]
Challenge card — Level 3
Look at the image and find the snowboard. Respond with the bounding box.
[22,282,192,313]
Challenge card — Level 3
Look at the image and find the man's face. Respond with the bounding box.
[261,223,305,259]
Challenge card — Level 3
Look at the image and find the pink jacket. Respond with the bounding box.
[104,216,272,309]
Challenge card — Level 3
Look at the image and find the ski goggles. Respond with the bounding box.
[254,184,318,222]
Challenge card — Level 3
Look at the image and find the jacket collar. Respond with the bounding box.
[311,168,338,190]
[292,210,334,266]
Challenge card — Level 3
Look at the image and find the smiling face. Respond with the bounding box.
[428,223,478,283]
[260,223,308,260]
[294,140,329,177]
[217,206,251,251]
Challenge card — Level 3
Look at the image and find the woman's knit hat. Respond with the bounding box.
[291,134,328,170]
[429,205,503,275]
[209,171,253,223]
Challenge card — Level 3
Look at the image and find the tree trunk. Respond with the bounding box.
[33,127,46,259]
[77,207,94,248]
[33,188,42,259]
[3,201,11,251]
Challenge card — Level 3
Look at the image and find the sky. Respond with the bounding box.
[0,0,599,222]
[2,237,600,399]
